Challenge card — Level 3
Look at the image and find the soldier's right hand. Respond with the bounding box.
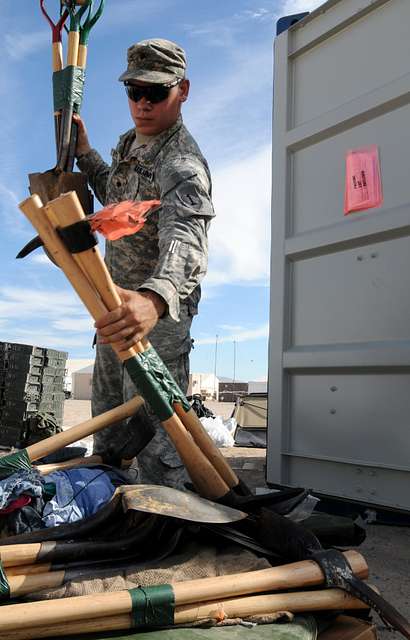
[73,114,92,158]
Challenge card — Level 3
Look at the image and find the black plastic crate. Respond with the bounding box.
[0,380,42,395]
[45,357,67,368]
[0,342,45,357]
[0,389,41,404]
[42,366,66,377]
[45,348,68,360]
[41,381,65,393]
[0,399,39,416]
[42,374,65,386]
[0,424,27,448]
[0,370,42,386]
[0,362,43,376]
[0,352,44,367]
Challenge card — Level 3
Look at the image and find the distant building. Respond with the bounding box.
[65,359,94,399]
[218,379,248,402]
[248,380,268,394]
[188,373,219,400]
[71,363,94,400]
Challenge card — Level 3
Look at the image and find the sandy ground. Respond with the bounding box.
[62,400,410,638]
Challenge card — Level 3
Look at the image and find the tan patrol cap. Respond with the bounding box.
[118,38,186,85]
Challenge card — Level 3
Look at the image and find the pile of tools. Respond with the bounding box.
[3,3,409,637]
[25,0,104,232]
[0,343,67,448]
[0,190,405,639]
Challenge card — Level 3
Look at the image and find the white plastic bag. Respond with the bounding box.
[200,416,235,447]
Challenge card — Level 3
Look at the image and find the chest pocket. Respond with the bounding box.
[108,158,140,202]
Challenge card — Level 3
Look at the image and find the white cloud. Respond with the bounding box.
[0,182,28,236]
[0,286,84,320]
[195,323,269,346]
[30,253,52,266]
[0,328,90,350]
[0,288,94,353]
[52,318,94,332]
[206,145,271,287]
[4,30,48,61]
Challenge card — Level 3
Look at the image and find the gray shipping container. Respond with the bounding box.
[267,0,410,510]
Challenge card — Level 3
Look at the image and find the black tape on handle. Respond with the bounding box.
[57,220,98,253]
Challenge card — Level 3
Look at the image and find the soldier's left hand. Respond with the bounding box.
[95,287,166,350]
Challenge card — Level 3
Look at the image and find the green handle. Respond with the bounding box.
[80,0,105,45]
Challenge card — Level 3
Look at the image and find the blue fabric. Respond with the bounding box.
[42,471,83,527]
[65,468,115,518]
[0,469,44,510]
[42,468,115,527]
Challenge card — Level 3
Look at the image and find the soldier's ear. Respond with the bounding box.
[179,79,190,102]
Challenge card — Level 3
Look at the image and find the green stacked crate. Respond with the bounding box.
[0,342,46,447]
[39,348,68,427]
[0,342,68,448]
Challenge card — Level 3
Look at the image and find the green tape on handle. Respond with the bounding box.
[0,449,31,480]
[124,346,190,421]
[129,585,175,628]
[53,66,85,112]
[146,347,191,412]
[0,562,10,601]
[124,354,174,422]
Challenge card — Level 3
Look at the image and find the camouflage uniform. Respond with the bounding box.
[77,111,214,488]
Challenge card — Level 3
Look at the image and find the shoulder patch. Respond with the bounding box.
[176,182,203,210]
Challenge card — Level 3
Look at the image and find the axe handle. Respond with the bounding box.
[23,194,228,500]
[27,395,143,462]
[46,191,240,491]
[0,586,369,636]
[174,405,240,489]
[45,195,143,357]
[36,455,102,475]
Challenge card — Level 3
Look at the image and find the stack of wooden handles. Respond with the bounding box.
[0,550,370,638]
[19,191,241,501]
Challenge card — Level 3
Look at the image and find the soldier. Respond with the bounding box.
[74,38,215,488]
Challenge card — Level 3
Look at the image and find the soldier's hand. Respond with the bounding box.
[94,287,166,351]
[72,114,92,157]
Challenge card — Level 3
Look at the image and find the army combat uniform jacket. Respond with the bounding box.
[77,116,214,487]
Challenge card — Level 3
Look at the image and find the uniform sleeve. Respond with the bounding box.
[76,149,110,206]
[139,158,215,322]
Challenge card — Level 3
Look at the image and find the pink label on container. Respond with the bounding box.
[344,145,383,215]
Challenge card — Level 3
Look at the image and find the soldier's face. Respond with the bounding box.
[127,79,190,136]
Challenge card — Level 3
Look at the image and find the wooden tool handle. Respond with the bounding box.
[77,44,87,69]
[0,586,370,636]
[0,615,132,640]
[173,549,368,604]
[45,193,142,359]
[0,543,43,568]
[67,30,80,66]
[174,588,370,625]
[36,455,102,475]
[5,564,51,577]
[19,195,107,321]
[27,395,144,462]
[52,42,63,72]
[7,571,65,599]
[174,405,240,489]
[162,414,229,499]
[28,193,229,500]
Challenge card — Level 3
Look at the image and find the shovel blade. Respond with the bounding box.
[121,485,247,524]
[29,170,93,214]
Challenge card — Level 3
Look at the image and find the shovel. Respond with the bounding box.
[0,486,246,582]
[0,395,144,480]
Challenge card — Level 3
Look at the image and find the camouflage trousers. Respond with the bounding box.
[92,309,193,490]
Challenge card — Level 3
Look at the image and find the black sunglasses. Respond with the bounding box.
[124,80,179,104]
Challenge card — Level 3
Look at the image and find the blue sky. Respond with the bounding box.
[0,0,322,382]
